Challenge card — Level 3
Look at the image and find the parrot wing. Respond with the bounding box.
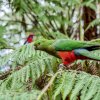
[52,39,100,51]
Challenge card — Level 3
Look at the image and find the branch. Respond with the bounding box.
[0,19,33,26]
[0,66,21,80]
[37,70,63,100]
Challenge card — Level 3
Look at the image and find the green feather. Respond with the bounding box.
[52,39,100,51]
[74,49,100,60]
[34,39,100,59]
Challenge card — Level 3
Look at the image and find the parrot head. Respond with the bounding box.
[34,39,57,56]
[34,39,48,50]
[24,34,34,44]
[34,39,55,49]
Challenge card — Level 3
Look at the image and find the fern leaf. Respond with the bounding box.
[53,74,64,100]
[80,76,93,100]
[52,70,100,100]
[0,50,59,90]
[61,72,76,100]
[92,89,100,100]
[85,18,100,32]
[0,89,41,100]
[70,72,89,100]
[84,78,99,100]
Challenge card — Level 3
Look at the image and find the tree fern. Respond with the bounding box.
[0,0,100,100]
[0,44,60,99]
[38,70,100,100]
[0,89,41,100]
[85,18,100,32]
[82,0,96,10]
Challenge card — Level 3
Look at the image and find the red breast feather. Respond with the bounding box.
[57,51,87,65]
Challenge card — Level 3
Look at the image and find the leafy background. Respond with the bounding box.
[0,0,100,100]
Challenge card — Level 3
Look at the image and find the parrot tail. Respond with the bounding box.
[83,45,100,51]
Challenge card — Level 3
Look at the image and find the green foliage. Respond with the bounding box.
[37,70,100,100]
[0,38,8,49]
[85,18,100,32]
[0,26,10,49]
[0,0,100,100]
[0,26,5,36]
[82,0,97,10]
[0,43,60,90]
[5,0,96,39]
[0,89,41,100]
[1,0,98,39]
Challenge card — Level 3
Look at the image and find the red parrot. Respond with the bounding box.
[33,39,100,67]
[24,34,34,44]
[25,35,100,66]
[57,51,86,65]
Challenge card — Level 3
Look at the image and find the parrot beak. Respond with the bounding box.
[24,40,28,45]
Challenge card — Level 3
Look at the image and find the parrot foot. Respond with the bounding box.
[58,64,72,71]
[58,63,65,70]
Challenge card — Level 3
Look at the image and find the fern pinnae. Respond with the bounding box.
[11,72,18,89]
[0,89,40,100]
[35,62,41,78]
[21,67,26,83]
[44,58,54,74]
[0,76,11,91]
[17,46,30,64]
[84,78,100,100]
[53,72,65,100]
[92,89,100,100]
[61,71,76,100]
[28,63,37,82]
[80,76,93,100]
[70,72,89,100]
[25,65,31,82]
[0,53,12,67]
[85,18,100,32]
[39,60,45,74]
[25,44,32,57]
[30,65,36,83]
[36,50,42,57]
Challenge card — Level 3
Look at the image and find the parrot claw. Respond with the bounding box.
[58,64,72,70]
[58,63,65,70]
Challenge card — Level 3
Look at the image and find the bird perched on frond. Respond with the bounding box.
[34,39,100,66]
[25,34,100,67]
[24,34,34,44]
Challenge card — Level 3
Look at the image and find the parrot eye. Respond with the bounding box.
[30,35,33,38]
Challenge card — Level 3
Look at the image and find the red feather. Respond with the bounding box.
[27,37,33,43]
[57,51,87,65]
[24,34,34,44]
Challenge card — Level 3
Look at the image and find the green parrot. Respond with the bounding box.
[33,38,100,66]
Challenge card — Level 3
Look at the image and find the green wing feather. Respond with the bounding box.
[75,49,100,60]
[52,39,100,51]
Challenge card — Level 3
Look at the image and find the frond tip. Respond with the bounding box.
[54,71,100,100]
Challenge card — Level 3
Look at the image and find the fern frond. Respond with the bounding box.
[0,50,59,90]
[38,70,100,100]
[0,43,34,67]
[82,0,96,10]
[85,18,100,32]
[0,38,11,49]
[0,89,41,100]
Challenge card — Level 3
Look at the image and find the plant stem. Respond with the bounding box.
[37,70,62,100]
